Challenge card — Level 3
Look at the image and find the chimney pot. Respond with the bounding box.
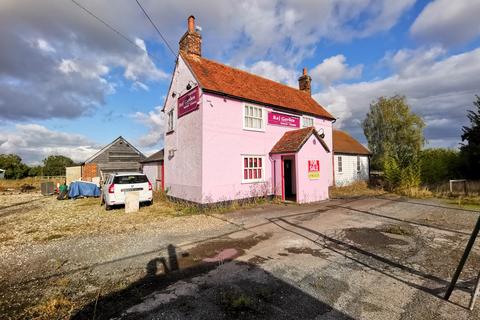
[298,67,312,95]
[188,16,195,33]
[179,15,202,57]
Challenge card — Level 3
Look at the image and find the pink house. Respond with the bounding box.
[163,16,335,204]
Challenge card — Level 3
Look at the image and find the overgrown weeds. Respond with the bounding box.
[330,181,384,198]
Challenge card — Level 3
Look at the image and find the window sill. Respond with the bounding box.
[241,180,266,184]
[166,130,174,135]
[243,127,265,133]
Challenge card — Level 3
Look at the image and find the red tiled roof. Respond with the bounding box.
[270,127,330,154]
[182,53,335,120]
[333,130,370,155]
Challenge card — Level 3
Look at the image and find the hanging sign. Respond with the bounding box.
[178,86,199,118]
[268,111,300,128]
[308,160,320,179]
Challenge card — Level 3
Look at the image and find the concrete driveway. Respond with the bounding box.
[72,196,480,320]
[2,196,480,319]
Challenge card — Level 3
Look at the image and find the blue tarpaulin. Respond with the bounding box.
[68,181,101,198]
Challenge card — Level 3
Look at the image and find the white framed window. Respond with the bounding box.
[243,104,265,131]
[167,109,174,132]
[302,116,314,128]
[357,156,361,173]
[338,156,342,173]
[242,155,265,183]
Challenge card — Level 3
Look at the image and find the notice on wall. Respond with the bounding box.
[268,111,300,128]
[308,160,320,179]
[178,86,200,118]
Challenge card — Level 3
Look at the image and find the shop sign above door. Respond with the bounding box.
[178,86,199,118]
[308,160,320,179]
[268,112,300,128]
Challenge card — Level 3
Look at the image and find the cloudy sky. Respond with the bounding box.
[1,0,479,164]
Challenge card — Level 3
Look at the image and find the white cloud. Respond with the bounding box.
[411,0,480,46]
[315,47,480,147]
[36,38,55,53]
[132,106,165,148]
[310,54,363,86]
[0,124,99,164]
[242,61,297,87]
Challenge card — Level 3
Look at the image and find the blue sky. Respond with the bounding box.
[1,0,480,164]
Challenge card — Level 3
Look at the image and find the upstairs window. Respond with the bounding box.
[167,109,174,132]
[242,156,264,183]
[338,156,343,173]
[302,116,314,128]
[244,105,264,131]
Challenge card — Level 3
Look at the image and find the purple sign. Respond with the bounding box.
[178,86,199,118]
[268,112,300,128]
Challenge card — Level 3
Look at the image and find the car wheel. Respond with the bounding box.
[105,202,112,211]
[148,199,153,206]
[101,196,105,206]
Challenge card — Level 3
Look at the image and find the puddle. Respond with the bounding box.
[285,247,330,259]
[343,228,408,248]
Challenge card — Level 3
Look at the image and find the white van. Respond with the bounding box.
[101,172,153,210]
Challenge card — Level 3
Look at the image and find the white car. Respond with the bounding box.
[101,172,153,210]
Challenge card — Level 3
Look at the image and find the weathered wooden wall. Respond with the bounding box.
[87,138,146,177]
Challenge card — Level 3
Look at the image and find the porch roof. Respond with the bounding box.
[270,127,330,154]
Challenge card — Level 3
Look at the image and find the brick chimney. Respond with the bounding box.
[179,15,202,57]
[298,67,312,95]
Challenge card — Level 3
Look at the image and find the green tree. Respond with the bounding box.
[28,165,44,177]
[362,95,425,169]
[0,154,30,179]
[460,95,480,179]
[42,155,75,176]
[419,148,461,184]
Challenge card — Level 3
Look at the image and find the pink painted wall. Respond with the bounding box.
[295,134,331,203]
[200,92,333,203]
[164,56,203,202]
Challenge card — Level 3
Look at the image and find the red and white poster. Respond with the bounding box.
[268,111,300,128]
[308,160,320,179]
[178,86,199,118]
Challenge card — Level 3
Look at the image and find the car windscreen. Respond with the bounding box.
[113,175,148,184]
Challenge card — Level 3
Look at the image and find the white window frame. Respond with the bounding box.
[338,156,343,173]
[241,155,265,183]
[167,109,174,132]
[243,104,265,132]
[302,116,314,128]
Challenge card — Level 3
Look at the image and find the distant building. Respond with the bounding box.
[0,169,5,179]
[82,136,146,181]
[333,130,371,186]
[141,149,164,191]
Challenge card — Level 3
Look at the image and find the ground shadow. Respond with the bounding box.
[72,244,354,320]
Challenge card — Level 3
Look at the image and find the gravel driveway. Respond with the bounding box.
[1,194,479,319]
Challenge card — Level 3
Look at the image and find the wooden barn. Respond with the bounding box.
[82,136,146,181]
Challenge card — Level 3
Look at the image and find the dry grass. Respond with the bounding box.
[330,181,385,198]
[0,191,280,249]
[395,186,432,199]
[0,177,65,192]
[25,296,75,320]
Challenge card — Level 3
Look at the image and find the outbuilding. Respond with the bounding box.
[333,129,371,186]
[82,136,146,182]
[141,149,164,191]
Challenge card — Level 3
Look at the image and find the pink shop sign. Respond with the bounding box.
[178,86,200,118]
[267,112,300,128]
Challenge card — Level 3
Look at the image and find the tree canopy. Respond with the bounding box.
[0,154,29,179]
[42,155,75,176]
[362,95,425,170]
[460,95,480,179]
